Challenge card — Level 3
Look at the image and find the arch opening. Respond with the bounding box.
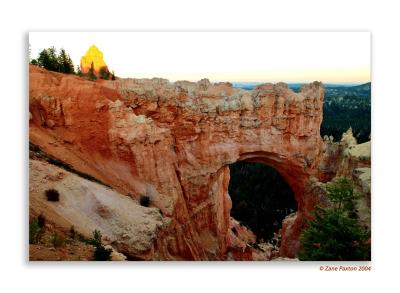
[228,161,298,243]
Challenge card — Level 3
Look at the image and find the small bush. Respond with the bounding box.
[139,195,150,207]
[87,230,112,261]
[50,232,65,248]
[87,229,102,247]
[29,218,42,244]
[45,189,60,202]
[70,225,76,239]
[99,66,110,80]
[37,214,45,228]
[94,245,113,261]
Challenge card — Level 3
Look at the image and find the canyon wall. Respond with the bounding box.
[29,65,331,259]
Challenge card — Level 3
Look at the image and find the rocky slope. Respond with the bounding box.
[30,159,169,260]
[29,65,369,260]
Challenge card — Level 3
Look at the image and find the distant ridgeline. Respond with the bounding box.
[233,82,371,143]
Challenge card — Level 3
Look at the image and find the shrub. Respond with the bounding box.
[37,214,45,228]
[50,232,65,248]
[70,225,76,239]
[87,230,112,261]
[94,245,113,261]
[87,62,97,81]
[139,195,150,207]
[299,177,370,261]
[29,218,42,244]
[45,189,60,202]
[99,66,110,80]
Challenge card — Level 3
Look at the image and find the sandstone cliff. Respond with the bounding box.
[29,65,368,260]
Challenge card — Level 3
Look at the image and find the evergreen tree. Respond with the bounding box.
[87,230,112,261]
[37,47,59,72]
[299,177,370,261]
[99,66,110,80]
[58,48,75,74]
[76,65,83,77]
[87,62,97,81]
[37,49,50,70]
[35,46,75,74]
[111,70,116,80]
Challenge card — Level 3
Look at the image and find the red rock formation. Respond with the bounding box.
[29,65,327,260]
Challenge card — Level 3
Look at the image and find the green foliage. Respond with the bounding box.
[321,95,371,143]
[299,177,370,261]
[99,66,110,80]
[50,232,65,248]
[58,48,75,74]
[94,245,113,261]
[76,65,83,77]
[37,214,45,228]
[37,46,59,72]
[35,47,75,74]
[87,229,102,247]
[31,45,117,81]
[87,230,112,261]
[325,177,361,218]
[228,162,297,241]
[139,195,151,207]
[87,62,97,81]
[29,217,42,244]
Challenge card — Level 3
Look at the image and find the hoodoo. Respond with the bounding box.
[80,45,108,76]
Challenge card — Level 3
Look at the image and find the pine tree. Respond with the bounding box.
[35,46,75,74]
[58,48,75,74]
[99,66,110,80]
[299,177,370,261]
[37,47,59,72]
[47,46,59,71]
[87,62,97,81]
[58,48,66,73]
[76,65,83,77]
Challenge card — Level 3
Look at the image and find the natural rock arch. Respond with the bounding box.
[29,65,327,260]
[229,151,312,257]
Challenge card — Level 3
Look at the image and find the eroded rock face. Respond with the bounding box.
[29,159,170,260]
[29,65,327,260]
[318,130,371,231]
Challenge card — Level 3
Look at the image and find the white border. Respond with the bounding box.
[1,0,399,292]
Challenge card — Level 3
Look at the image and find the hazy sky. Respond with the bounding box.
[29,32,370,83]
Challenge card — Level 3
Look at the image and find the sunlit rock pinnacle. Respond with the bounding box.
[80,45,108,76]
